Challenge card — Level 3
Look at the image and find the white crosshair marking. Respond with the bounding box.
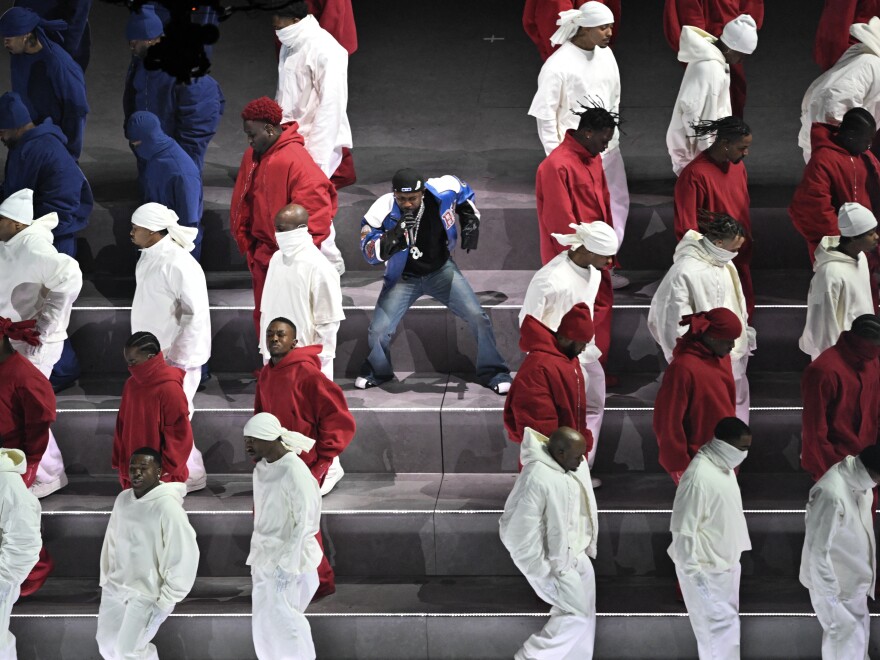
[483,35,505,43]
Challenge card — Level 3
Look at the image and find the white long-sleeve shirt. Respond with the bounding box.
[528,40,621,156]
[99,482,199,610]
[499,428,598,582]
[0,449,41,588]
[519,250,603,365]
[800,455,877,599]
[666,27,731,176]
[0,214,82,343]
[799,20,880,159]
[799,237,875,360]
[131,236,211,368]
[259,227,345,374]
[276,14,353,178]
[668,441,751,575]
[647,230,753,362]
[246,451,322,576]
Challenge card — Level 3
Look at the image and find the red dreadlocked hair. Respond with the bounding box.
[241,97,283,126]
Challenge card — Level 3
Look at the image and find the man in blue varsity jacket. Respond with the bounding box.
[357,168,512,394]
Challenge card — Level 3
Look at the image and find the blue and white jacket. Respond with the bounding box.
[360,175,479,288]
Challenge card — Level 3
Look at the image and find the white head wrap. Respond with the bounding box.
[721,14,758,54]
[0,188,34,224]
[550,1,615,46]
[243,412,316,455]
[552,222,620,256]
[131,202,198,252]
[838,202,878,237]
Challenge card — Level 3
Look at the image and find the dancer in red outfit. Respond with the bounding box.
[230,97,338,336]
[813,0,880,71]
[522,0,620,60]
[0,317,54,596]
[663,0,764,117]
[113,333,193,490]
[536,106,617,365]
[307,0,357,55]
[801,315,880,481]
[255,317,356,598]
[653,309,741,484]
[675,116,754,316]
[504,303,594,450]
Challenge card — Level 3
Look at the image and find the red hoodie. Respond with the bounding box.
[813,0,880,71]
[503,315,591,451]
[0,352,55,485]
[113,352,193,488]
[255,345,355,484]
[789,123,880,259]
[229,123,338,259]
[801,331,880,481]
[653,337,736,477]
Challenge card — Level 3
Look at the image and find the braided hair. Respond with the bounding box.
[690,116,751,143]
[696,209,746,241]
[573,98,621,133]
[125,331,161,357]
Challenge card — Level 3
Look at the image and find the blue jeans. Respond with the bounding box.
[361,259,511,387]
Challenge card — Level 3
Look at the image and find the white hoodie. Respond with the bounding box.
[246,451,323,576]
[519,250,603,365]
[799,18,880,158]
[668,439,751,575]
[259,226,345,372]
[0,213,82,343]
[499,428,598,583]
[800,455,876,600]
[99,482,199,610]
[667,27,731,176]
[647,230,753,362]
[131,235,212,368]
[0,449,41,588]
[528,40,621,156]
[799,236,875,360]
[276,14,353,178]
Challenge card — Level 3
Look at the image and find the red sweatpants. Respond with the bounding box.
[594,269,613,369]
[20,547,53,597]
[247,243,276,339]
[730,62,747,119]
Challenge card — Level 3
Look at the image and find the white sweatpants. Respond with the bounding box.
[731,356,750,425]
[12,340,66,484]
[581,360,605,468]
[96,589,170,660]
[320,223,345,276]
[676,564,742,660]
[252,566,319,660]
[179,366,206,486]
[601,146,630,246]
[517,553,596,660]
[0,585,20,660]
[809,589,870,660]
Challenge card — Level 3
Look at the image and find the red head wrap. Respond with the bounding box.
[0,317,41,346]
[241,97,283,126]
[557,303,595,342]
[680,308,742,341]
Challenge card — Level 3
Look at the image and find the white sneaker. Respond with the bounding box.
[609,270,630,290]
[320,456,344,496]
[491,381,511,395]
[185,473,207,493]
[29,472,68,499]
[591,477,602,489]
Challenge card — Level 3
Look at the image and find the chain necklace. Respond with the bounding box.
[407,199,426,260]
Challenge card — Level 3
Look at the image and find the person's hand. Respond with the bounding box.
[140,603,173,647]
[459,212,480,252]
[274,565,293,594]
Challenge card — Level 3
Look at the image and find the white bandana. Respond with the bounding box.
[243,412,316,455]
[132,202,198,252]
[550,1,615,46]
[552,222,619,256]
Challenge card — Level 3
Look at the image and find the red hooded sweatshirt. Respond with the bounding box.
[113,352,193,488]
[503,315,591,451]
[801,330,880,481]
[789,123,880,259]
[255,344,355,484]
[229,123,338,261]
[0,352,55,485]
[813,0,880,71]
[308,0,358,55]
[653,337,736,477]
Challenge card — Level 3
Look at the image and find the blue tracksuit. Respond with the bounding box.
[14,0,92,71]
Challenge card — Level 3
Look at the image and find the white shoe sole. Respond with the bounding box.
[29,472,69,499]
[320,457,344,496]
[186,475,208,493]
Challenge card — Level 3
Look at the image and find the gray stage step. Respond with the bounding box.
[9,575,861,659]
[40,473,813,580]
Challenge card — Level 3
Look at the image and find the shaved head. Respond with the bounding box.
[548,426,587,472]
[274,204,309,233]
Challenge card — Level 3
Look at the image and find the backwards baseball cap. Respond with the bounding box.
[392,168,425,193]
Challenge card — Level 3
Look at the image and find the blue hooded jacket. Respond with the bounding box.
[126,111,204,258]
[1,118,92,241]
[14,0,92,71]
